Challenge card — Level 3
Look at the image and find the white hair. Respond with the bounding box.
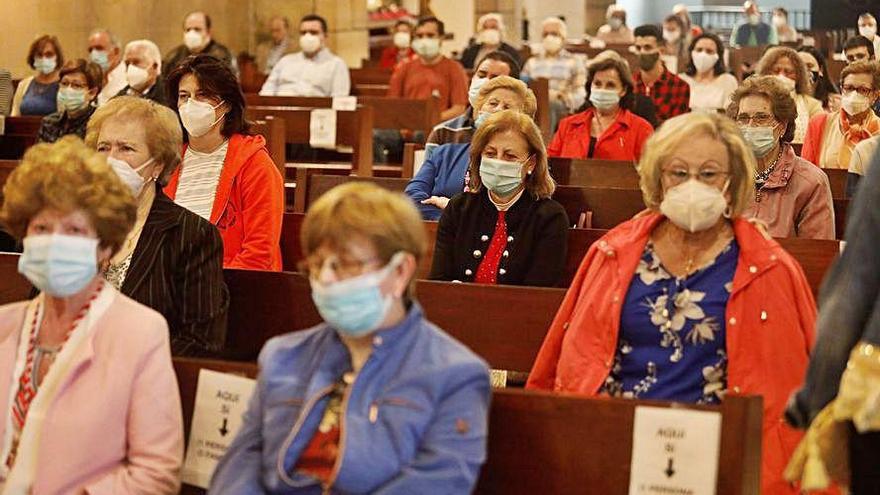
[541,16,568,39]
[478,12,505,33]
[606,4,625,18]
[125,40,162,72]
[89,28,121,49]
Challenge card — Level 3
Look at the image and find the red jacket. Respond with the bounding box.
[527,213,817,495]
[165,134,284,271]
[547,108,653,161]
[800,112,830,166]
[378,46,416,70]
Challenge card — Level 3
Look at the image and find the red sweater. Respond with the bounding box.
[547,108,653,161]
[165,134,284,271]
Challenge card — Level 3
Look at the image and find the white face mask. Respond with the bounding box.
[468,76,487,107]
[107,155,155,197]
[393,31,411,49]
[859,25,877,39]
[691,51,719,73]
[842,91,871,116]
[299,33,322,54]
[542,34,564,54]
[774,74,796,92]
[478,28,501,46]
[412,37,441,59]
[772,15,786,28]
[663,29,681,43]
[184,29,205,50]
[179,98,225,138]
[126,64,151,90]
[660,179,730,233]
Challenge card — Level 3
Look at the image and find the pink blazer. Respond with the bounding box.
[0,290,183,494]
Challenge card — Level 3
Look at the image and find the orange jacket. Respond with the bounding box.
[547,108,653,161]
[800,112,830,167]
[165,134,284,271]
[527,213,816,495]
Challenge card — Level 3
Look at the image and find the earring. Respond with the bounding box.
[723,204,732,219]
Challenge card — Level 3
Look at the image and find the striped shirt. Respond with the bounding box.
[175,141,229,221]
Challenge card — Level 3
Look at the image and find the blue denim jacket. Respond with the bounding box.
[788,143,880,427]
[209,303,491,494]
[404,143,472,221]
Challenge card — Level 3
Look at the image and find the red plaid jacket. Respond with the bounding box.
[633,67,690,124]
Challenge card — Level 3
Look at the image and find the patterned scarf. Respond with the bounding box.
[838,110,880,169]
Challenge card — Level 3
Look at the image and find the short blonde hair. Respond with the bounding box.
[468,110,555,199]
[541,17,567,39]
[85,96,183,186]
[1,136,136,255]
[301,182,427,295]
[840,60,880,89]
[638,112,756,216]
[473,76,538,118]
[755,46,812,95]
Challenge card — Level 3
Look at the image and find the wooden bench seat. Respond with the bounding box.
[173,357,762,495]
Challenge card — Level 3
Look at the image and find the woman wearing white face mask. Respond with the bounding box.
[679,33,738,113]
[596,5,634,44]
[529,112,819,495]
[803,60,880,170]
[12,35,64,117]
[165,54,284,271]
[36,59,101,143]
[0,137,183,494]
[430,110,568,287]
[754,46,823,144]
[459,13,522,70]
[728,76,835,239]
[548,56,653,160]
[210,182,491,494]
[406,76,536,220]
[85,96,228,357]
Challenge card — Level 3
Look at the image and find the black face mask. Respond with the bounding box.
[637,52,660,71]
[810,70,822,85]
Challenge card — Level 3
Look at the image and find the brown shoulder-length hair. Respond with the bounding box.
[726,75,797,143]
[27,34,64,70]
[755,46,812,96]
[165,54,252,140]
[467,110,555,199]
[580,57,636,112]
[59,59,103,92]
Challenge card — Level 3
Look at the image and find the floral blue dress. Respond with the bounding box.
[601,240,739,404]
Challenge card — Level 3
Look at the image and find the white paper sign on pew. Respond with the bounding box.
[309,108,337,149]
[331,96,357,111]
[628,406,722,495]
[181,369,257,489]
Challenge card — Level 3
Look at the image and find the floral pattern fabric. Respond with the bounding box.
[601,240,739,404]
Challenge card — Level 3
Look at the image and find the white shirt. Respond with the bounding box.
[265,39,289,74]
[97,62,128,106]
[679,73,738,112]
[175,141,230,220]
[259,48,350,97]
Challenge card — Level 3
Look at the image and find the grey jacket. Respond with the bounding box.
[788,145,880,427]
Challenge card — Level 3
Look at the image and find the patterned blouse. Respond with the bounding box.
[602,240,739,404]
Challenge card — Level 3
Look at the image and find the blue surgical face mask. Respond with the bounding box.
[740,125,778,157]
[589,88,621,111]
[34,56,57,75]
[474,111,490,128]
[310,253,404,338]
[57,87,88,112]
[90,49,110,71]
[19,234,99,297]
[480,155,528,196]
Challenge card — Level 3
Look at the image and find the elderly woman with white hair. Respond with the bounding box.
[114,39,167,106]
[596,4,634,44]
[529,111,819,494]
[522,16,586,132]
[460,13,522,70]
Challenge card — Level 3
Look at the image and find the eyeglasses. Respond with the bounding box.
[661,160,730,186]
[842,84,875,97]
[299,254,380,280]
[734,112,777,127]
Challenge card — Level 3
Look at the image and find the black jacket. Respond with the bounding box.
[430,189,568,287]
[122,187,229,356]
[459,42,522,70]
[114,74,170,108]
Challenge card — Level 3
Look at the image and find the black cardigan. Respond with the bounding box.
[121,187,229,356]
[430,189,569,287]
